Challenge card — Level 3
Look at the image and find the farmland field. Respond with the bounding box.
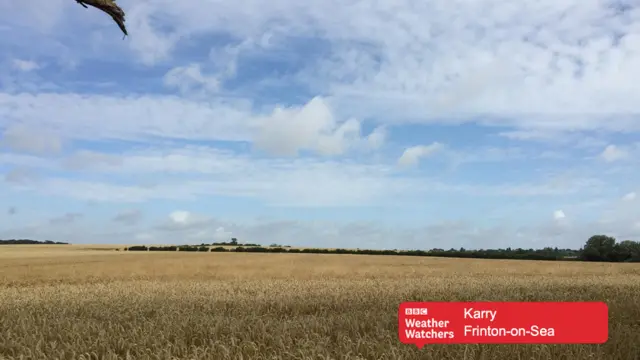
[0,245,639,359]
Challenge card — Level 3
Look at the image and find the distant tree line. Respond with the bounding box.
[123,245,581,261]
[6,235,637,263]
[0,239,69,245]
[123,235,639,263]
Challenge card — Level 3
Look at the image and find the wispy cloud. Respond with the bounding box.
[12,59,40,72]
[398,143,443,167]
[600,144,629,162]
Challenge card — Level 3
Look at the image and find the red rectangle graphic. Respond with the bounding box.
[398,302,608,347]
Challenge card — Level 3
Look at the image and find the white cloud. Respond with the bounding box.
[553,210,566,220]
[0,124,62,155]
[497,129,608,150]
[212,227,232,242]
[163,63,221,95]
[365,126,386,150]
[253,96,382,157]
[600,145,628,162]
[134,232,153,242]
[0,93,384,158]
[0,144,607,207]
[623,192,636,201]
[0,92,255,143]
[156,211,233,242]
[3,167,39,184]
[398,142,443,167]
[12,59,40,72]
[62,150,122,170]
[169,210,191,224]
[123,2,183,66]
[8,0,640,132]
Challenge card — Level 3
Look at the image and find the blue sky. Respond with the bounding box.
[0,0,639,249]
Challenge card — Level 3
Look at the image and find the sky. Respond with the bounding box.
[0,0,638,250]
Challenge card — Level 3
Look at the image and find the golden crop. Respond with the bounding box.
[0,245,639,359]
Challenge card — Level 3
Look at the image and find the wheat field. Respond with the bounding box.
[0,245,639,359]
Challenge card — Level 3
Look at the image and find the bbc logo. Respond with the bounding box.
[405,308,428,315]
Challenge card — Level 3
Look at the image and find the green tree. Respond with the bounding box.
[231,238,238,245]
[581,235,617,261]
[613,240,640,262]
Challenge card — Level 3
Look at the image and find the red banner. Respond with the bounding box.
[398,302,608,347]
